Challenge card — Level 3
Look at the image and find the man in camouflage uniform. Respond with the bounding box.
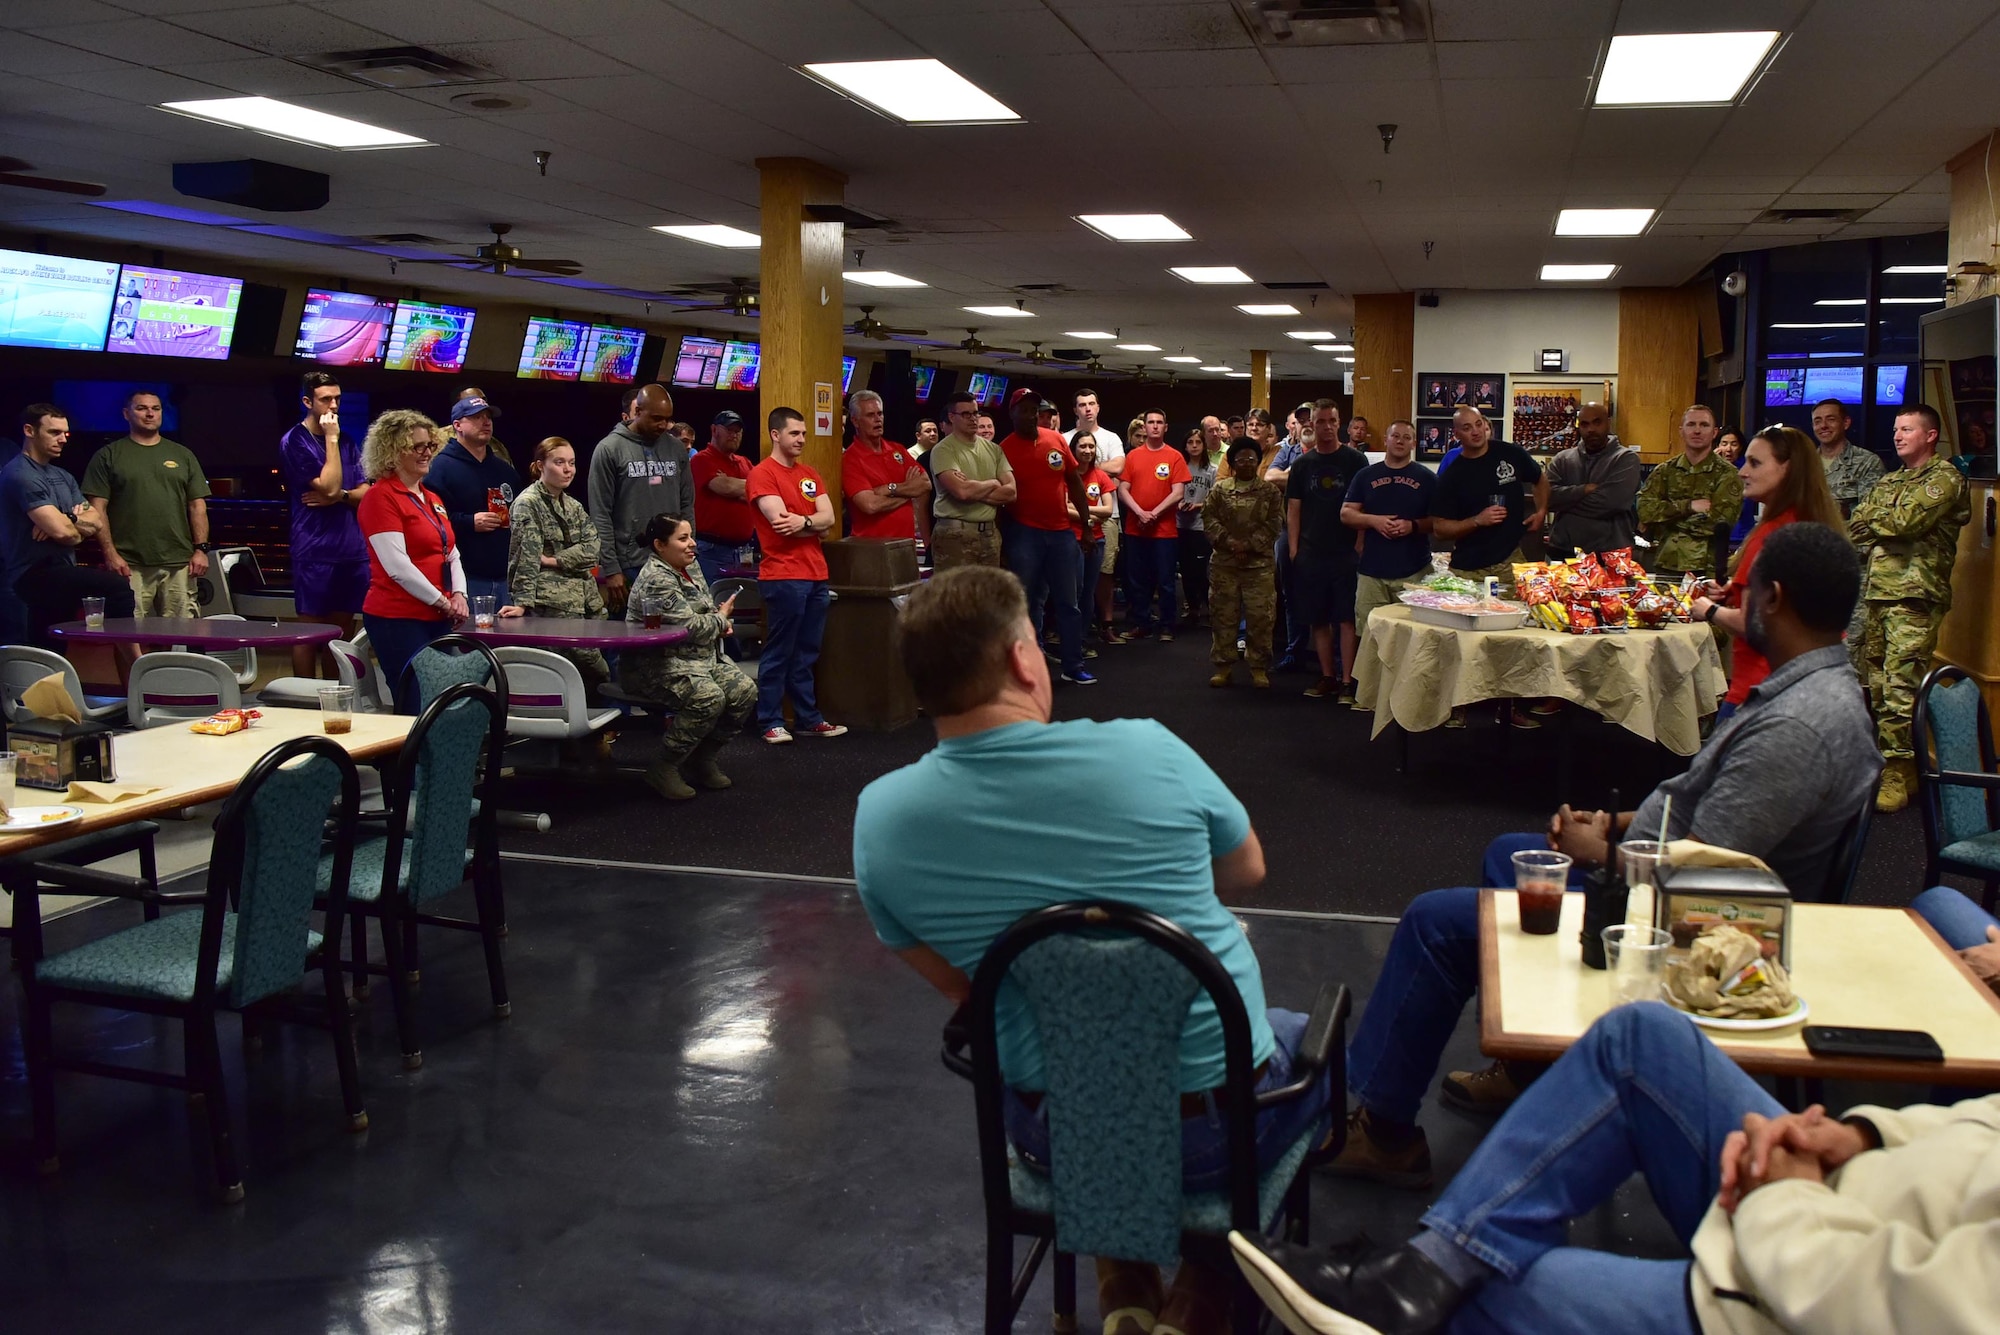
[1637,404,1743,580]
[1204,437,1286,687]
[1850,404,1970,813]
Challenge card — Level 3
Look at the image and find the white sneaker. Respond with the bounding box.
[762,726,794,744]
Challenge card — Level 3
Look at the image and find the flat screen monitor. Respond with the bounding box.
[672,335,725,388]
[982,374,1009,407]
[383,298,475,373]
[1875,364,1910,405]
[912,365,936,400]
[1803,365,1864,405]
[104,264,242,360]
[581,323,645,384]
[1763,367,1806,407]
[296,289,394,365]
[965,371,991,403]
[517,317,586,380]
[0,246,119,352]
[718,340,760,391]
[841,355,856,394]
[51,380,180,433]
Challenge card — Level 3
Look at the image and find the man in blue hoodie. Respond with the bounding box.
[427,394,520,608]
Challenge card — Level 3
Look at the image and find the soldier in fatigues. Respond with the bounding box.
[1204,438,1286,687]
[618,514,758,801]
[1636,404,1743,580]
[507,438,609,687]
[1850,405,1970,812]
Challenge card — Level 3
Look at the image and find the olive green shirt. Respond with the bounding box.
[80,435,211,567]
[929,434,1009,523]
[1849,454,1970,607]
[1636,450,1743,576]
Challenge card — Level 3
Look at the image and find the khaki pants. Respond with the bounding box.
[130,563,196,617]
[932,516,1002,570]
[1100,522,1120,576]
[1355,572,1419,639]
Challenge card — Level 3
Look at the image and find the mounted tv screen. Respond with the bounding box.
[581,323,645,384]
[982,374,1009,407]
[912,365,936,400]
[672,335,725,388]
[841,355,856,393]
[296,288,394,365]
[104,264,242,360]
[518,317,586,380]
[1875,364,1910,405]
[1803,365,1864,406]
[718,340,760,391]
[1763,367,1806,408]
[0,246,119,352]
[383,298,475,373]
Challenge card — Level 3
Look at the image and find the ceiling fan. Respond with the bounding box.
[0,157,106,198]
[957,328,1022,357]
[848,306,927,340]
[398,223,582,276]
[676,278,760,317]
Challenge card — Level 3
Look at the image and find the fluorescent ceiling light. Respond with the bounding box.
[801,59,1019,124]
[1163,355,1203,364]
[1199,365,1233,373]
[844,270,925,287]
[1172,266,1253,284]
[1540,263,1619,281]
[160,96,427,149]
[1813,299,1865,306]
[964,305,1033,318]
[1075,214,1191,242]
[1285,330,1336,340]
[1770,322,1864,329]
[1236,303,1299,316]
[1884,264,1947,274]
[1225,372,1251,379]
[1114,342,1160,351]
[1335,356,1356,364]
[1593,32,1779,107]
[655,224,760,248]
[1882,295,1945,303]
[1312,343,1354,352]
[1554,208,1655,236]
[1063,330,1116,339]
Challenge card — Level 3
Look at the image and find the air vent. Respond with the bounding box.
[1754,206,1866,225]
[1262,280,1331,290]
[1013,283,1072,295]
[450,91,532,112]
[1233,0,1429,45]
[292,46,493,90]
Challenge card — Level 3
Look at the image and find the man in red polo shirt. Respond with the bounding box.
[747,406,846,744]
[840,389,932,544]
[1118,409,1191,641]
[999,388,1096,686]
[691,409,755,586]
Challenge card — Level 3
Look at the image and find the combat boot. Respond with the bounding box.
[683,737,733,790]
[643,757,698,801]
[1876,758,1916,814]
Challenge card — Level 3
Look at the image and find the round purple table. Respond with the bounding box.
[50,617,342,649]
[460,617,690,649]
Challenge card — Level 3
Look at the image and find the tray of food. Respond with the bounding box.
[1400,591,1531,631]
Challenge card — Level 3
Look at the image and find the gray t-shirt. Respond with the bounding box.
[0,453,84,587]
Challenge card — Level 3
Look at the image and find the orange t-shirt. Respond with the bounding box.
[746,456,831,581]
[840,438,918,541]
[999,429,1080,532]
[1071,466,1112,542]
[1121,444,1192,539]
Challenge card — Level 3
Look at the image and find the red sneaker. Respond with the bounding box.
[796,721,849,738]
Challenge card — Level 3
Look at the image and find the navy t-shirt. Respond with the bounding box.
[0,453,85,587]
[1346,460,1437,580]
[1285,445,1368,560]
[1429,441,1542,571]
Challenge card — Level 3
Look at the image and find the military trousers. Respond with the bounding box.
[1861,597,1945,762]
[931,515,1002,570]
[1210,561,1276,668]
[658,660,758,763]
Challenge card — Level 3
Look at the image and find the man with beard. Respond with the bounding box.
[589,382,693,613]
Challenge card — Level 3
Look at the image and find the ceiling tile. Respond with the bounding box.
[1430,0,1616,42]
[297,0,546,44]
[1103,48,1272,87]
[163,5,398,53]
[0,30,135,75]
[1435,38,1600,81]
[1061,2,1251,54]
[1263,42,1431,84]
[25,17,246,64]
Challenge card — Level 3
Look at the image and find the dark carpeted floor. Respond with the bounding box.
[498,631,1946,918]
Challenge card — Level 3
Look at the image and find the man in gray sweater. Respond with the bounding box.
[1541,400,1641,557]
[589,382,693,612]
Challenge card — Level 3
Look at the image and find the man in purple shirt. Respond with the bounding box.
[279,371,372,676]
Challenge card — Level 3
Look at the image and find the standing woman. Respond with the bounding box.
[1178,427,1217,625]
[508,436,609,688]
[356,410,467,713]
[619,515,758,801]
[1690,425,1842,720]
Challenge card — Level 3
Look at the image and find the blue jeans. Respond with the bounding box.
[696,537,755,588]
[1124,534,1179,634]
[1002,1007,1335,1194]
[1425,1004,1777,1334]
[1276,537,1310,663]
[464,575,512,610]
[1007,525,1083,675]
[757,579,830,731]
[1913,884,1999,948]
[1077,537,1104,613]
[363,613,455,715]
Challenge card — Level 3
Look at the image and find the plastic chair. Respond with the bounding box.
[193,614,259,689]
[352,628,396,712]
[942,901,1348,1335]
[494,647,620,741]
[21,735,365,1201]
[126,650,241,728]
[0,644,125,723]
[1915,664,2000,910]
[257,638,375,712]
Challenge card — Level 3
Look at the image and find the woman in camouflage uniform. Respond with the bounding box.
[1204,437,1287,687]
[619,514,757,801]
[507,438,609,687]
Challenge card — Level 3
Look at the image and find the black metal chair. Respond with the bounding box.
[1914,664,2000,910]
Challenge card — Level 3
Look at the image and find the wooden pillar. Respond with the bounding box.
[1947,132,2000,307]
[1614,287,1701,462]
[1939,131,2000,709]
[1249,349,1270,415]
[756,156,849,530]
[1352,293,1414,435]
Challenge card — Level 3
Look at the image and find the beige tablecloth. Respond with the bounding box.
[1355,606,1726,756]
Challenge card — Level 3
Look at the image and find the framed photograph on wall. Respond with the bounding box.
[1414,417,1455,459]
[1417,372,1506,419]
[1509,380,1614,453]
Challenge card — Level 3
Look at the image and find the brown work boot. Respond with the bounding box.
[1249,668,1271,689]
[1322,1107,1433,1189]
[1155,1251,1233,1335]
[1440,1059,1528,1115]
[1876,758,1916,814]
[642,758,697,801]
[683,739,733,790]
[1096,1258,1162,1335]
[1209,667,1233,688]
[1304,675,1339,699]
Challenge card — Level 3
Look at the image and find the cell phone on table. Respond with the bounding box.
[1802,1025,1945,1063]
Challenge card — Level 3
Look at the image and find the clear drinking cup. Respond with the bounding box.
[0,751,16,811]
[641,595,664,631]
[1618,839,1669,893]
[318,684,356,735]
[1512,849,1572,935]
[81,596,106,630]
[1603,925,1673,1007]
[472,595,497,630]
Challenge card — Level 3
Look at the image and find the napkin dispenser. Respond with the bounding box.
[1654,863,1792,968]
[10,717,117,789]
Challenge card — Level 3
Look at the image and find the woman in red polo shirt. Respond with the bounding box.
[356,409,469,713]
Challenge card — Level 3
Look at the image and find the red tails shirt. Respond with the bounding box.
[690,446,755,543]
[840,437,918,541]
[746,455,831,581]
[1121,444,1192,539]
[999,428,1080,532]
[1071,466,1113,542]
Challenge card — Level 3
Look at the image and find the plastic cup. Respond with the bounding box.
[1618,839,1669,893]
[1512,849,1571,935]
[472,595,497,630]
[641,595,664,630]
[0,751,16,812]
[1603,925,1673,1006]
[318,684,355,735]
[81,596,106,630]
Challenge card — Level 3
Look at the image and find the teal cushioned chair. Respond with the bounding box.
[22,735,365,1202]
[1916,665,2000,909]
[943,901,1348,1335]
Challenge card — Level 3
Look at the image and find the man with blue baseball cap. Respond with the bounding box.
[427,392,521,609]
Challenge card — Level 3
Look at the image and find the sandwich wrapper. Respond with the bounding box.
[8,672,147,796]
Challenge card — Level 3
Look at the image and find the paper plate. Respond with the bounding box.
[0,804,85,834]
[1666,990,1810,1032]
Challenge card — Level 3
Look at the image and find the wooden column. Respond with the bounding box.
[756,156,849,530]
[1947,132,2000,307]
[1249,349,1270,414]
[1939,131,2000,707]
[1614,287,1701,462]
[1352,292,1414,434]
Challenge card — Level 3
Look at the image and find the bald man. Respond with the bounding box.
[589,383,694,612]
[1541,401,1640,556]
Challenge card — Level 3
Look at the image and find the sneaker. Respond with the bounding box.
[1229,1232,1463,1335]
[1304,676,1339,699]
[1117,627,1153,643]
[1440,1060,1524,1115]
[1506,706,1542,731]
[1323,1108,1433,1189]
[1060,669,1098,686]
[1337,678,1357,704]
[1877,758,1915,813]
[762,726,794,745]
[1250,669,1271,689]
[1443,707,1467,730]
[796,721,848,738]
[1083,646,1099,660]
[1209,667,1233,688]
[1529,699,1564,717]
[1159,629,1176,642]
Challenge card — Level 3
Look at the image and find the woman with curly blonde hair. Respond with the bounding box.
[356,409,470,711]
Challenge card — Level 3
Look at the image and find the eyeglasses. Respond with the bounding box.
[405,441,438,456]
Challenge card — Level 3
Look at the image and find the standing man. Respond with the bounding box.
[1851,404,1970,812]
[1815,398,1886,517]
[589,383,692,613]
[1541,400,1641,558]
[1342,419,1436,645]
[1066,388,1127,479]
[1346,415,1374,453]
[279,371,370,678]
[426,393,519,609]
[691,410,755,586]
[1637,404,1743,581]
[1117,408,1190,645]
[747,407,846,744]
[83,389,212,618]
[1265,402,1316,670]
[3,403,135,648]
[930,392,1015,571]
[840,389,932,543]
[912,418,939,455]
[1000,389,1096,684]
[975,412,997,442]
[1429,407,1547,595]
[454,385,513,464]
[1288,399,1369,701]
[1199,414,1230,469]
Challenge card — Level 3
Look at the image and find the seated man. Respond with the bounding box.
[1233,1001,2000,1335]
[854,565,1336,1335]
[1914,884,2000,996]
[1339,524,1879,1186]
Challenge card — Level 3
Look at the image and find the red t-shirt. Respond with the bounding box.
[841,438,919,541]
[1121,444,1192,539]
[691,446,755,543]
[747,455,831,581]
[1071,466,1113,542]
[1722,508,1798,706]
[999,429,1079,532]
[357,480,454,620]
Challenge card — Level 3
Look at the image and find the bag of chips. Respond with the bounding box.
[1565,597,1599,633]
[189,708,260,736]
[1602,547,1648,584]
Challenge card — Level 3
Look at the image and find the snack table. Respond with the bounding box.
[1354,605,1726,757]
[1479,888,2000,1086]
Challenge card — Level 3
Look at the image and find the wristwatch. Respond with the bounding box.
[193,542,215,553]
[1703,604,1720,625]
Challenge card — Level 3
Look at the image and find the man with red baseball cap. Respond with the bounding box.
[999,387,1097,685]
